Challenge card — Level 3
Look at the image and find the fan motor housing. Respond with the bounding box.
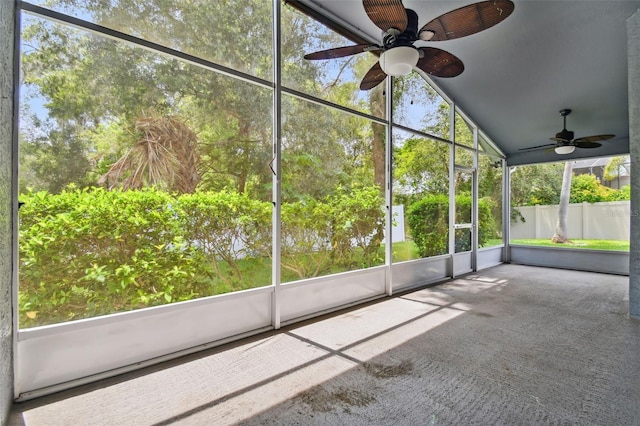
[383,9,419,49]
[555,129,574,141]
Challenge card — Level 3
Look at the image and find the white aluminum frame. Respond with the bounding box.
[272,0,283,329]
[450,105,478,277]
[13,0,501,400]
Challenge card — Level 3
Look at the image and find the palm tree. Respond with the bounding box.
[99,113,200,193]
[551,161,573,243]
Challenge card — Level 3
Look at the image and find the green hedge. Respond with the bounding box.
[18,186,384,327]
[20,187,223,326]
[570,174,630,203]
[20,186,499,327]
[280,186,385,279]
[407,194,497,257]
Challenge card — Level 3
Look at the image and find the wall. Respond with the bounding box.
[510,245,629,276]
[510,201,630,241]
[629,10,640,318]
[0,0,16,421]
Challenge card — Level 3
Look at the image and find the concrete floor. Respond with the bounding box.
[9,264,640,425]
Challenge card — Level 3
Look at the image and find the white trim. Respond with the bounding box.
[280,267,387,323]
[392,255,450,291]
[16,288,274,396]
[478,129,505,158]
[10,1,21,402]
[386,75,394,296]
[272,0,282,330]
[12,0,499,400]
[18,285,273,340]
[477,246,503,270]
[15,325,273,402]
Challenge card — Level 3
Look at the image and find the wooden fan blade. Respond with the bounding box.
[573,134,615,143]
[574,141,602,149]
[419,0,514,41]
[519,143,556,151]
[304,44,380,60]
[415,47,464,78]
[362,0,408,32]
[550,137,571,143]
[360,61,387,90]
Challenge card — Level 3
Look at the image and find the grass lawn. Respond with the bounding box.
[235,238,627,290]
[485,239,505,247]
[390,241,420,261]
[391,240,506,262]
[510,238,629,251]
[391,239,628,261]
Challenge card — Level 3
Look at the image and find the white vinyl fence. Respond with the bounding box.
[511,201,631,241]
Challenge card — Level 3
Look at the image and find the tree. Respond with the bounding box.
[393,136,449,199]
[478,154,503,237]
[369,85,386,193]
[98,113,200,193]
[570,173,628,203]
[20,1,353,198]
[18,118,93,193]
[19,0,417,288]
[510,162,564,207]
[603,155,630,188]
[552,161,573,243]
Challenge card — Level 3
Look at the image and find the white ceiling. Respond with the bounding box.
[301,0,640,165]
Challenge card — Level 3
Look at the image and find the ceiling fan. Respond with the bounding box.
[303,0,515,90]
[520,109,615,155]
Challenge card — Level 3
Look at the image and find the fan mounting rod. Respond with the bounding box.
[559,109,572,130]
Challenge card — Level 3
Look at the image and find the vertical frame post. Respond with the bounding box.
[0,0,19,405]
[627,10,640,318]
[385,76,393,296]
[448,104,456,276]
[503,162,512,263]
[271,0,282,329]
[472,127,479,271]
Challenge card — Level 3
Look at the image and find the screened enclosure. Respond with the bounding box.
[13,0,632,400]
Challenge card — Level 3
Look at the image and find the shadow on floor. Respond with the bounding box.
[11,265,640,425]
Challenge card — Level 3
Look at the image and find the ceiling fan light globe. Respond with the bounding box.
[555,145,575,155]
[380,46,419,76]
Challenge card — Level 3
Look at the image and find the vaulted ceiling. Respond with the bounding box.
[298,0,640,165]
